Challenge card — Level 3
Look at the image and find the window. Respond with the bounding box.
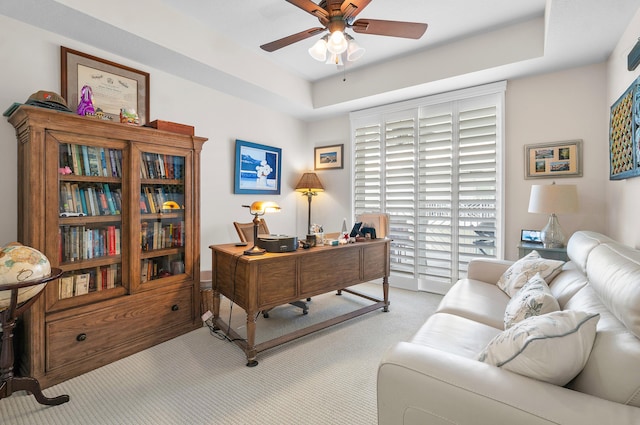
[351,83,505,293]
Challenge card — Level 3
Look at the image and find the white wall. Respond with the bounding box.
[606,7,640,247]
[505,63,609,259]
[0,16,310,272]
[309,64,610,261]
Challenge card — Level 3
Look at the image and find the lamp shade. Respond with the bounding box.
[295,173,324,193]
[248,201,280,215]
[528,184,578,214]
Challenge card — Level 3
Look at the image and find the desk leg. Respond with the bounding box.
[383,276,390,312]
[212,289,221,321]
[245,312,258,367]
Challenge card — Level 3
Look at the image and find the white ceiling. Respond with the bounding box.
[2,0,639,121]
[160,0,546,82]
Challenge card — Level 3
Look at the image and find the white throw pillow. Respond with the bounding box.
[504,273,560,329]
[477,310,599,386]
[497,251,564,297]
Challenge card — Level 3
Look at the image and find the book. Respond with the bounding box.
[59,276,75,299]
[74,273,90,296]
[103,184,117,215]
[87,146,101,176]
[81,145,91,176]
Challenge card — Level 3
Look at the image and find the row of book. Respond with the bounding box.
[140,185,185,214]
[58,264,121,299]
[59,225,120,263]
[141,257,184,282]
[60,182,122,217]
[140,152,184,180]
[141,221,184,251]
[60,144,123,178]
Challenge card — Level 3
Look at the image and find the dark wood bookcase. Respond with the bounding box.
[7,105,207,388]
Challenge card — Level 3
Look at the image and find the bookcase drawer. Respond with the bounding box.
[45,286,193,371]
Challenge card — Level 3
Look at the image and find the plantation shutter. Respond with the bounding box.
[351,83,504,293]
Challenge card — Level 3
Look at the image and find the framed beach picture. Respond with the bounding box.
[234,140,282,194]
[524,140,583,179]
[314,144,344,170]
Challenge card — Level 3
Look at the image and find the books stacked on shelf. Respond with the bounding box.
[58,264,121,299]
[140,220,184,251]
[59,183,122,217]
[140,153,184,180]
[140,185,184,214]
[60,144,123,178]
[141,257,183,282]
[59,225,121,262]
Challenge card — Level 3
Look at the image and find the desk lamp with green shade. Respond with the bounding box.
[242,201,280,256]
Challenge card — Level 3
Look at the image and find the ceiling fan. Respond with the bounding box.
[260,0,428,63]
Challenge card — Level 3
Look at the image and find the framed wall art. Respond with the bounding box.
[609,75,640,180]
[234,140,282,195]
[314,144,344,170]
[61,46,150,124]
[524,140,583,179]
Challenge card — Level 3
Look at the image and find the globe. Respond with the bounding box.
[0,242,51,310]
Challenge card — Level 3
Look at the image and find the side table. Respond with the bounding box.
[518,243,569,261]
[0,268,69,406]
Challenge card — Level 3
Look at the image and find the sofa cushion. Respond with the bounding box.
[503,273,560,329]
[563,285,640,407]
[477,310,600,386]
[585,242,640,339]
[497,250,564,297]
[411,312,502,359]
[436,278,509,329]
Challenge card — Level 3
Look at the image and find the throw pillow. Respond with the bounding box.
[497,250,564,297]
[477,310,600,386]
[504,273,560,329]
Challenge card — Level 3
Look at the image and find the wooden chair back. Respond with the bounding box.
[233,219,270,243]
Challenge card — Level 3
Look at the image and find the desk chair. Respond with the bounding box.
[233,220,308,317]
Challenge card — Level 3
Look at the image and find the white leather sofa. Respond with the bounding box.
[378,231,640,424]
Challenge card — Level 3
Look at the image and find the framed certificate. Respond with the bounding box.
[61,46,150,124]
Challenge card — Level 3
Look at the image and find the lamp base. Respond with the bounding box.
[541,213,566,249]
[244,245,265,256]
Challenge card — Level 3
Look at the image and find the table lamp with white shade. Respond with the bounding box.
[528,182,578,248]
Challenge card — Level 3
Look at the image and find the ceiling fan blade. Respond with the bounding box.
[286,0,329,20]
[260,27,326,52]
[351,19,428,39]
[340,0,372,21]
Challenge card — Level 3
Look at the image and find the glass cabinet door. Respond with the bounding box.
[54,141,124,306]
[139,152,187,283]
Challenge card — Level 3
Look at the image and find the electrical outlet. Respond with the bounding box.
[201,310,213,322]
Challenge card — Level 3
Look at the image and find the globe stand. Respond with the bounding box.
[0,268,69,406]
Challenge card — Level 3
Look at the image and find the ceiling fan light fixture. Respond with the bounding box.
[326,30,348,55]
[308,37,328,62]
[325,52,343,66]
[346,35,365,62]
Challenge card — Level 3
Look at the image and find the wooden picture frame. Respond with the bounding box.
[609,76,640,180]
[61,46,150,124]
[314,144,344,170]
[234,140,282,195]
[524,140,582,179]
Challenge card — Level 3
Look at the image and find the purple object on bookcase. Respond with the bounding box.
[76,85,95,116]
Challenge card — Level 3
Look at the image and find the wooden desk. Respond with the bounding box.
[209,239,390,366]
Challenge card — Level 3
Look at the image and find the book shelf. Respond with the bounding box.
[7,105,207,388]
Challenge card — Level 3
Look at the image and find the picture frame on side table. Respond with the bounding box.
[314,144,344,170]
[234,140,282,195]
[61,46,150,124]
[524,140,582,179]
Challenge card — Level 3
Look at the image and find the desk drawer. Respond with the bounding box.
[45,287,192,371]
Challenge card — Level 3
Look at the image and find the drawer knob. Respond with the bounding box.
[171,304,179,311]
[76,333,87,342]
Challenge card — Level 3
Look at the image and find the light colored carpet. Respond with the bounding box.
[0,283,442,425]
